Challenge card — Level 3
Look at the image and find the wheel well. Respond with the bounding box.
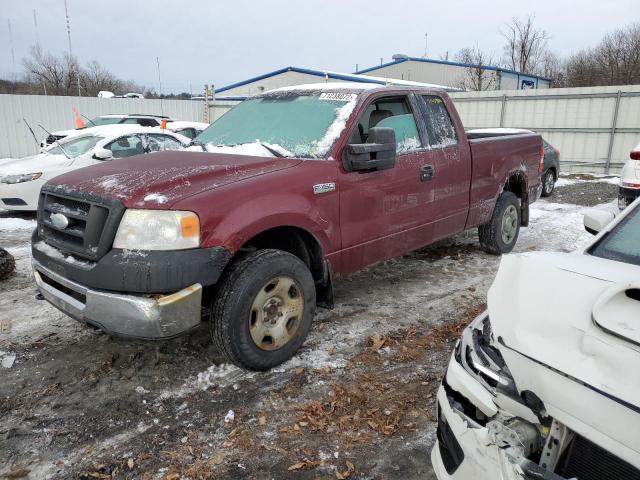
[503,173,529,226]
[240,227,326,283]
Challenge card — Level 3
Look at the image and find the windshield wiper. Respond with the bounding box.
[38,124,71,159]
[259,142,293,158]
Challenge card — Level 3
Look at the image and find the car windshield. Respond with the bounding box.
[87,117,123,126]
[590,204,640,266]
[47,135,104,158]
[194,92,358,158]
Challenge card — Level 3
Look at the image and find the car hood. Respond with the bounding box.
[45,151,302,208]
[489,251,640,409]
[0,154,73,175]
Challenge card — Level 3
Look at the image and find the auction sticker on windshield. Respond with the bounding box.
[319,92,357,102]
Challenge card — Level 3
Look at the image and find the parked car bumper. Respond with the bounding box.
[619,185,640,210]
[0,178,44,211]
[33,259,203,339]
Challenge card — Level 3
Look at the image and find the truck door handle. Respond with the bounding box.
[420,165,434,182]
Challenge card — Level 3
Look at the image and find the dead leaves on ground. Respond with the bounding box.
[336,461,355,479]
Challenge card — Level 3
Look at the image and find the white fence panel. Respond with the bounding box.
[451,85,640,173]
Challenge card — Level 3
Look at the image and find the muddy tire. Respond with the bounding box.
[541,169,555,197]
[210,249,316,370]
[0,248,15,281]
[478,192,521,255]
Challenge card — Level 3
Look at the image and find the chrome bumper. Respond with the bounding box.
[33,260,203,339]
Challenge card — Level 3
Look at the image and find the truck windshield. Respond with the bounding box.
[195,93,357,158]
[590,204,640,266]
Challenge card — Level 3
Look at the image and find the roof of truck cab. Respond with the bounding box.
[265,82,448,95]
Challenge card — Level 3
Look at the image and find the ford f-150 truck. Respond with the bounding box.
[31,84,543,370]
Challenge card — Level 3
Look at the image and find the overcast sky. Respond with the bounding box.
[1,0,635,94]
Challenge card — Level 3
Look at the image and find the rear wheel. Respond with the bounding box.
[478,192,521,255]
[541,169,556,197]
[210,249,316,370]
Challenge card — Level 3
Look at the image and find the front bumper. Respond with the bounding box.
[33,260,203,339]
[0,179,44,211]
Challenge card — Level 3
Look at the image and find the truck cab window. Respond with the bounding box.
[421,95,458,148]
[350,97,422,153]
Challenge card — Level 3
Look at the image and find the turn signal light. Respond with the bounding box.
[180,215,199,237]
[538,145,545,173]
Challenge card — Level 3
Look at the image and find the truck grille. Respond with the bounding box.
[555,434,640,480]
[37,189,125,261]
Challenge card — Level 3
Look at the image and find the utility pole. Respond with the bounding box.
[423,33,428,58]
[33,9,40,47]
[63,0,81,96]
[7,20,16,78]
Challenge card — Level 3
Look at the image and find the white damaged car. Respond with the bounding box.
[0,125,188,211]
[431,197,640,480]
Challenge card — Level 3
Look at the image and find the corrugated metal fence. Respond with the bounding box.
[0,94,237,159]
[2,87,640,173]
[450,85,640,174]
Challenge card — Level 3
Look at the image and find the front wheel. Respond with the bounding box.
[210,249,316,370]
[541,169,555,197]
[478,192,521,255]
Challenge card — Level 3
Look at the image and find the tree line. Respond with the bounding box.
[455,17,640,90]
[0,46,191,98]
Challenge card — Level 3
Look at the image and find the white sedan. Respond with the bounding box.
[431,197,640,479]
[0,125,188,211]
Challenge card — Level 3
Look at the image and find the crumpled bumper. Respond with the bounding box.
[33,260,203,339]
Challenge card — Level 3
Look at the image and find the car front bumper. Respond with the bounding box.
[33,259,203,339]
[0,179,44,211]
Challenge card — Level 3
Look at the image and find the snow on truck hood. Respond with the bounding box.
[488,251,640,411]
[45,151,301,208]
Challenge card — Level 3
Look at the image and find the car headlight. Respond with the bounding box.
[455,313,518,396]
[113,210,200,250]
[0,172,43,184]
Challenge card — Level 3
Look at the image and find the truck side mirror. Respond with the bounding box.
[344,127,396,172]
[93,147,113,161]
[583,208,615,235]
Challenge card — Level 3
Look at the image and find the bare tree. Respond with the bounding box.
[537,50,566,87]
[565,22,640,87]
[455,47,497,91]
[502,14,549,74]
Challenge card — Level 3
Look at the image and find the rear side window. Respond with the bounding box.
[146,134,184,152]
[421,95,457,148]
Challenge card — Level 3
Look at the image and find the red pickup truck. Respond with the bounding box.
[31,85,543,370]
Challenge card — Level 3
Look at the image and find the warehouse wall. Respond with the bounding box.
[450,85,640,174]
[216,71,349,98]
[0,95,237,159]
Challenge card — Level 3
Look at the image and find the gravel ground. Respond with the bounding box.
[0,180,617,480]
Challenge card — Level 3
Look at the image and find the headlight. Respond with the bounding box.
[0,172,43,184]
[456,313,518,396]
[113,210,200,250]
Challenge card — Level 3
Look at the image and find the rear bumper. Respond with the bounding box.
[33,260,203,339]
[619,186,640,210]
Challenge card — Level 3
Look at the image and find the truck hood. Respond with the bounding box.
[45,151,302,208]
[489,252,640,410]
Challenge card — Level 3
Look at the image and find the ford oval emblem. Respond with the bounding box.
[50,212,70,230]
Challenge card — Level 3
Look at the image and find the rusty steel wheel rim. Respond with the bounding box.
[249,276,304,351]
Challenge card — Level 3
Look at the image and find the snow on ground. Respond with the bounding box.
[0,181,616,479]
[0,217,37,231]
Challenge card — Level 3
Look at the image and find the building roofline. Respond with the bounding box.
[215,66,385,93]
[355,57,552,82]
